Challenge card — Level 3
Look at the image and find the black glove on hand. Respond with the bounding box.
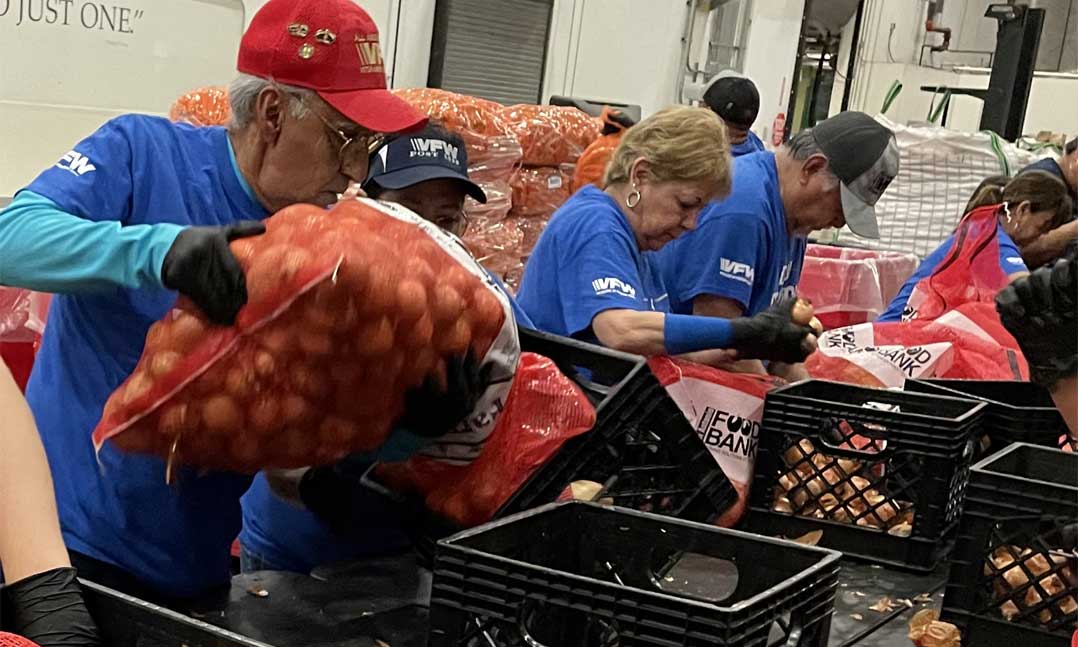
[396,353,493,439]
[728,298,816,364]
[161,221,265,326]
[996,254,1077,389]
[1,567,100,647]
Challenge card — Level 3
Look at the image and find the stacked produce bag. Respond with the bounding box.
[169,86,231,127]
[394,90,601,290]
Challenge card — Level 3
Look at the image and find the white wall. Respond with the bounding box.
[541,0,689,117]
[740,0,806,146]
[831,0,1078,138]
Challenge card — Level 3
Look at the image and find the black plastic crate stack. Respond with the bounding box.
[906,379,1073,454]
[745,380,986,571]
[429,501,841,647]
[498,329,736,521]
[941,443,1078,646]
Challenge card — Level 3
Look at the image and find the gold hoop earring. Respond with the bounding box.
[1003,202,1013,224]
[625,188,641,209]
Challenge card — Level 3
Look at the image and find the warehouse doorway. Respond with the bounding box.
[428,0,555,105]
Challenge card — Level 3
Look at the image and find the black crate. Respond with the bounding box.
[497,329,736,522]
[941,443,1078,646]
[81,580,267,647]
[407,329,737,564]
[429,501,841,647]
[905,379,1073,454]
[744,380,987,572]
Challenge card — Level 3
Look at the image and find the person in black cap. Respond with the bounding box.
[236,124,532,575]
[1018,137,1078,269]
[655,111,899,380]
[702,71,766,157]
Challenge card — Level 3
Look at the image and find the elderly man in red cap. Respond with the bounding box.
[0,0,442,634]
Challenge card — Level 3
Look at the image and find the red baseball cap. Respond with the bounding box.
[237,0,427,134]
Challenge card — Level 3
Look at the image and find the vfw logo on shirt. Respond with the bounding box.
[56,150,96,176]
[592,277,636,299]
[719,258,755,286]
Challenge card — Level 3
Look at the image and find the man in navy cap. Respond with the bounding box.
[239,124,531,575]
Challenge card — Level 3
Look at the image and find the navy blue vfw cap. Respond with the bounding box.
[364,126,487,203]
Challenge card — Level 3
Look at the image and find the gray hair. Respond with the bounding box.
[228,73,315,130]
[782,128,840,188]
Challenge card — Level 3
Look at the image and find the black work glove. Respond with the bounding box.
[601,109,636,135]
[1,568,100,647]
[160,221,265,326]
[728,298,817,364]
[996,254,1077,389]
[396,353,493,439]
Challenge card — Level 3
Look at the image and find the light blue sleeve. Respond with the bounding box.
[0,190,183,293]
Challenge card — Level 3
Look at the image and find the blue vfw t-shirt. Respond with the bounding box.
[19,115,268,597]
[654,151,806,317]
[515,185,669,342]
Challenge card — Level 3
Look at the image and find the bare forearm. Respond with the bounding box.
[1022,221,1078,269]
[0,365,70,583]
[591,309,669,355]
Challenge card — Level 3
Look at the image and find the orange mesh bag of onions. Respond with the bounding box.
[498,104,601,166]
[169,86,231,127]
[92,199,521,474]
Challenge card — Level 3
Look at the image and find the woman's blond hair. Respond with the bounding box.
[603,106,732,197]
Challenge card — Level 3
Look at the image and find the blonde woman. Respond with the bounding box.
[516,106,816,362]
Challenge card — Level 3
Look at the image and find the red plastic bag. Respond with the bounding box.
[649,357,784,527]
[93,199,521,473]
[0,288,49,343]
[498,105,601,166]
[902,205,1011,322]
[375,352,596,527]
[808,302,1028,387]
[799,245,919,330]
[509,165,573,219]
[169,86,231,127]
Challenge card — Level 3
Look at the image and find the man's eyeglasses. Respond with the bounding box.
[276,82,385,171]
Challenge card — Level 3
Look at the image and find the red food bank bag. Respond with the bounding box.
[648,357,783,527]
[375,352,596,527]
[92,199,521,473]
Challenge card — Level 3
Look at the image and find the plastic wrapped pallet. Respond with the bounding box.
[824,116,1040,257]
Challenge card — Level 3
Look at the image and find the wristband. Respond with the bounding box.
[663,313,735,355]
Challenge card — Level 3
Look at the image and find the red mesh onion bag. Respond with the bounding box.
[902,205,1012,322]
[92,199,520,473]
[649,357,783,527]
[498,104,601,166]
[169,86,231,127]
[375,352,595,527]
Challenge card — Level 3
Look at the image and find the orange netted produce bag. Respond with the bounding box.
[391,88,510,137]
[498,104,601,166]
[509,165,573,219]
[376,352,596,527]
[169,86,231,127]
[92,199,521,474]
